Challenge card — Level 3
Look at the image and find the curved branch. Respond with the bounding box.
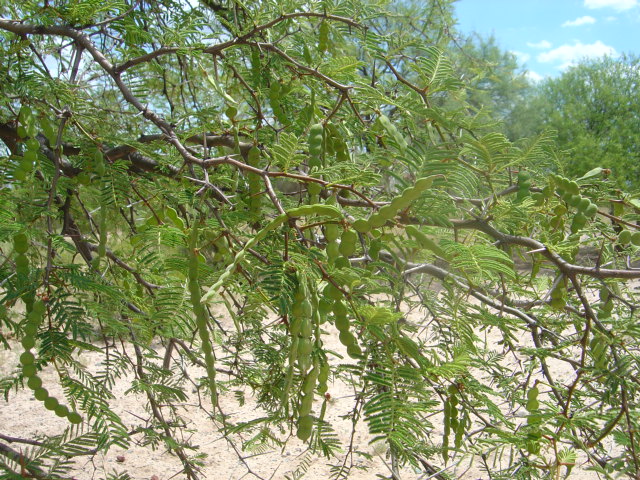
[115,12,362,73]
[446,218,640,280]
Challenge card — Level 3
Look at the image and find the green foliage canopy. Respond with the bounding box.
[1,1,640,479]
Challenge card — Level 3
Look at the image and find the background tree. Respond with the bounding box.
[507,55,640,188]
[1,1,640,480]
[452,34,531,123]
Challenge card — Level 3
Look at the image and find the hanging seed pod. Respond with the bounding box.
[187,225,218,407]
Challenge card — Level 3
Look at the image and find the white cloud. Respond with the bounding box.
[526,71,544,83]
[527,40,552,49]
[584,0,638,10]
[511,50,531,64]
[537,40,618,69]
[562,15,597,27]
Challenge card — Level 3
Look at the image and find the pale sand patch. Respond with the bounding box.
[0,288,615,479]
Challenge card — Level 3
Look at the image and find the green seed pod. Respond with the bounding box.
[188,281,201,300]
[454,414,466,449]
[335,314,349,331]
[22,364,36,377]
[13,233,28,254]
[300,318,313,338]
[26,312,41,327]
[368,214,386,228]
[296,414,313,441]
[325,223,340,243]
[390,197,411,211]
[248,145,261,165]
[205,354,215,371]
[67,411,83,424]
[34,387,48,401]
[517,171,531,183]
[298,354,311,373]
[618,230,632,245]
[339,330,355,347]
[519,180,531,190]
[369,239,382,260]
[570,213,587,234]
[54,404,69,418]
[26,138,40,151]
[585,203,598,218]
[318,20,329,53]
[32,301,45,316]
[346,343,362,358]
[332,300,347,318]
[326,241,340,262]
[299,392,314,416]
[20,150,38,165]
[303,372,318,396]
[27,375,42,390]
[289,336,300,364]
[300,299,313,317]
[291,299,307,318]
[631,232,640,246]
[352,219,371,233]
[602,299,614,313]
[557,176,570,191]
[201,341,213,358]
[44,396,59,411]
[16,254,29,271]
[567,194,582,208]
[294,287,306,302]
[309,144,323,157]
[550,297,565,310]
[526,386,539,400]
[289,316,302,336]
[24,323,37,337]
[531,192,544,205]
[527,413,542,426]
[20,351,35,365]
[378,205,396,220]
[526,399,540,411]
[414,176,435,191]
[318,362,330,384]
[297,337,313,357]
[308,182,322,196]
[21,336,35,350]
[323,283,342,301]
[335,256,350,269]
[577,197,591,212]
[561,191,573,203]
[40,118,57,145]
[188,225,218,408]
[566,181,579,195]
[310,123,323,137]
[549,215,563,230]
[553,204,568,216]
[226,105,238,121]
[339,230,358,257]
[318,298,333,316]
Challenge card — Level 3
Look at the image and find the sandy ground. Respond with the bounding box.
[0,295,607,480]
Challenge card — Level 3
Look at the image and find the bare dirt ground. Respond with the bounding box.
[0,295,605,480]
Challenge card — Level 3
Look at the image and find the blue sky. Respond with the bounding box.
[454,0,640,80]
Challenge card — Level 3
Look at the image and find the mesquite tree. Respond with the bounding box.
[1,1,640,479]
